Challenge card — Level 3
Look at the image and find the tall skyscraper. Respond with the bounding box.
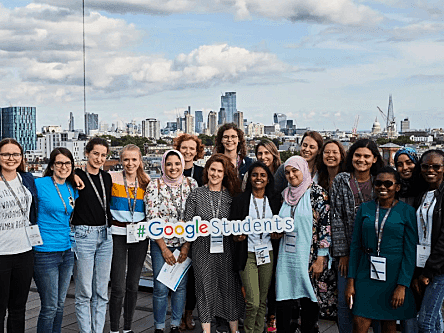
[233,111,244,130]
[69,112,74,131]
[142,118,161,139]
[208,111,217,135]
[185,113,194,134]
[221,92,236,123]
[195,110,204,134]
[84,112,98,135]
[1,106,36,151]
[218,108,227,125]
[400,118,410,134]
[273,113,287,129]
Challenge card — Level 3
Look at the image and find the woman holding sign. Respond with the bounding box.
[109,144,150,333]
[275,156,330,333]
[184,153,244,333]
[0,138,37,333]
[345,167,417,332]
[231,161,282,333]
[33,148,79,333]
[412,150,444,333]
[145,150,197,333]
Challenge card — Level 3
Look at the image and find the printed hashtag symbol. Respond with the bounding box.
[137,225,145,237]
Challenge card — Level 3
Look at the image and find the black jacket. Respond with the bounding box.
[414,181,444,280]
[230,189,282,271]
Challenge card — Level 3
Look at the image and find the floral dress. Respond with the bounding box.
[144,177,197,246]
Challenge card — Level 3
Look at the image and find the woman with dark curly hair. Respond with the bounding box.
[317,140,346,192]
[174,133,205,187]
[330,138,384,333]
[184,154,243,333]
[215,123,252,179]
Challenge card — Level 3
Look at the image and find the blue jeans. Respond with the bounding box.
[72,225,113,333]
[418,274,444,333]
[151,241,188,330]
[33,249,74,333]
[337,271,381,333]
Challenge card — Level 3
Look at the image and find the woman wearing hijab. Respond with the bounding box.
[275,156,330,333]
[394,147,424,207]
[145,150,198,333]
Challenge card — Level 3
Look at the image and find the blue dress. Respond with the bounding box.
[348,200,418,320]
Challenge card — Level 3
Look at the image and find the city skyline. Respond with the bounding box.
[0,1,443,131]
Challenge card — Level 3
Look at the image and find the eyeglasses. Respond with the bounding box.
[0,153,22,159]
[374,180,397,188]
[222,135,238,141]
[54,161,72,168]
[323,150,340,155]
[421,164,443,172]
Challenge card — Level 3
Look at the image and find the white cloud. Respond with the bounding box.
[36,0,382,26]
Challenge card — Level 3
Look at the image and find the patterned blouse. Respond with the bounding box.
[145,177,198,247]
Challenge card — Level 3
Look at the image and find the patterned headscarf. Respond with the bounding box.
[394,147,419,166]
[161,149,185,187]
[283,156,313,206]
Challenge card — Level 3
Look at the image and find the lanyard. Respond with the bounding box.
[123,171,138,220]
[85,170,108,222]
[166,180,184,221]
[0,172,30,221]
[253,195,267,240]
[419,191,435,241]
[209,187,223,219]
[375,202,394,256]
[52,177,74,216]
[352,175,366,205]
[191,164,195,179]
[252,195,267,219]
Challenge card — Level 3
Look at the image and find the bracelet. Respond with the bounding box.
[162,248,168,253]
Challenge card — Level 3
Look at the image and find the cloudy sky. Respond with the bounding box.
[0,0,443,132]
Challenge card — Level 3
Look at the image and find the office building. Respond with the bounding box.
[218,108,227,125]
[233,111,244,130]
[84,112,99,135]
[69,112,75,131]
[195,110,204,134]
[1,106,36,151]
[221,92,236,123]
[208,111,217,135]
[185,113,194,134]
[273,113,287,130]
[142,118,161,140]
[400,118,410,134]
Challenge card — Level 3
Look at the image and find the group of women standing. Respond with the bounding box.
[3,124,444,333]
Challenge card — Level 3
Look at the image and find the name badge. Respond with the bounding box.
[417,245,431,268]
[210,235,224,253]
[126,224,139,243]
[26,225,44,247]
[254,244,271,265]
[370,256,386,281]
[285,232,296,253]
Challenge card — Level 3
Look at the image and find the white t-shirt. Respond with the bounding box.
[416,190,436,246]
[247,195,273,252]
[0,175,32,255]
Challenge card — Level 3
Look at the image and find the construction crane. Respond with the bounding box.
[377,95,397,139]
[352,115,360,137]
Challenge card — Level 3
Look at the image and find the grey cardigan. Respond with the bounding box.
[330,172,357,257]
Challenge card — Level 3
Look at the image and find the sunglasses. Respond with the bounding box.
[374,180,397,188]
[421,164,444,172]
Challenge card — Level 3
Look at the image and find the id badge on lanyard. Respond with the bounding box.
[26,225,43,246]
[416,245,431,268]
[210,235,224,253]
[285,232,296,253]
[370,256,386,281]
[254,244,270,265]
[126,223,139,243]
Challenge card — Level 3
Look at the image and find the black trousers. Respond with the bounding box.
[109,235,149,331]
[276,298,319,333]
[0,250,34,333]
